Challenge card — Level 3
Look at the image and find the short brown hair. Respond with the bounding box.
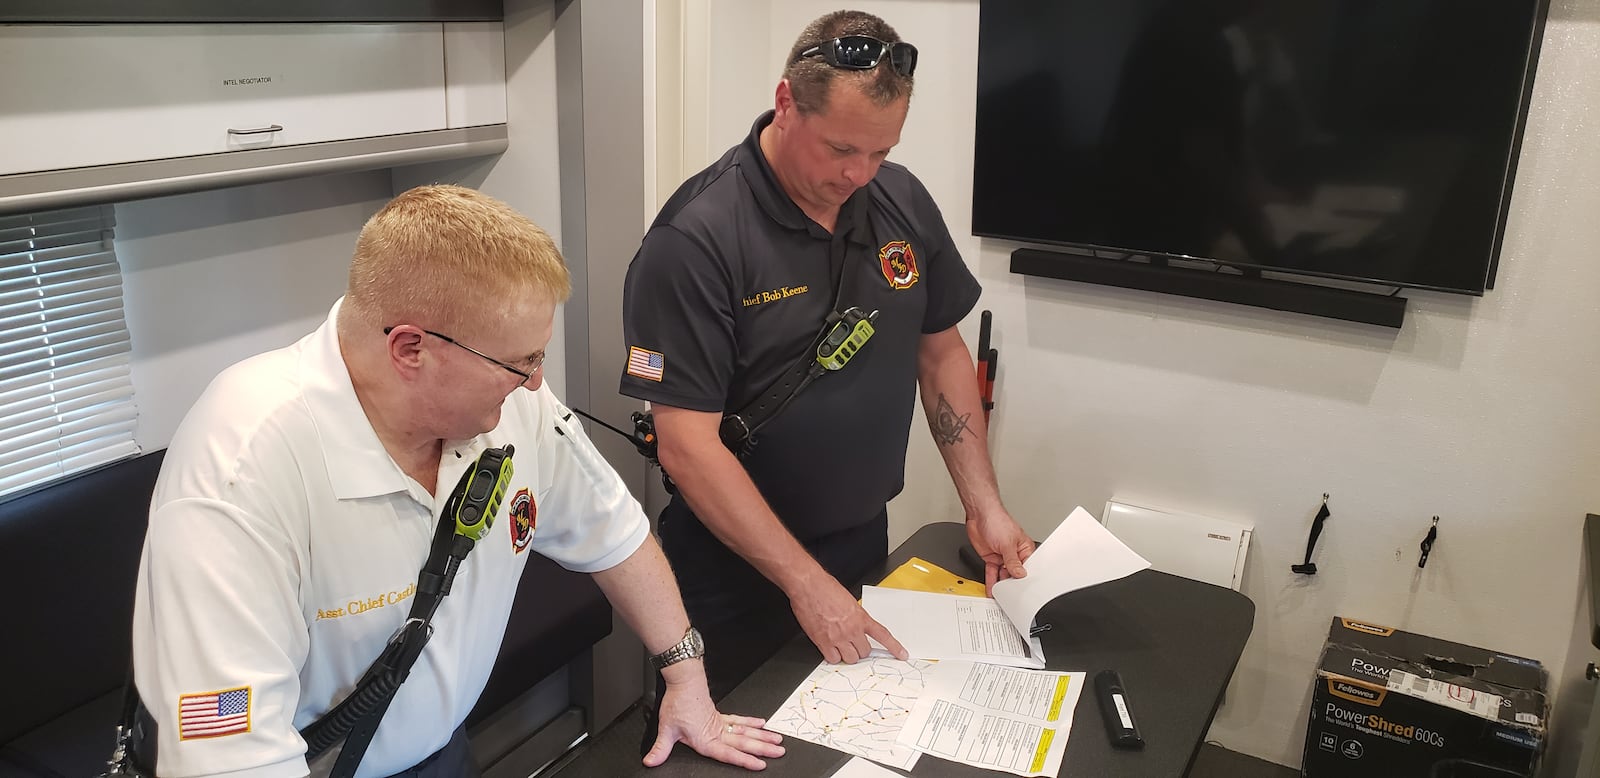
[342,184,570,332]
[783,10,914,115]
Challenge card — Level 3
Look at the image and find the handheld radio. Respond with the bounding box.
[451,445,515,543]
[816,307,878,371]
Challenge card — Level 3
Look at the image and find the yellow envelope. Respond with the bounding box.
[876,556,988,598]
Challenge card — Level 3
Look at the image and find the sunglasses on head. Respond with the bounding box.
[798,35,918,77]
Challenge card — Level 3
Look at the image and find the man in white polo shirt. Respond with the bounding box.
[130,185,783,777]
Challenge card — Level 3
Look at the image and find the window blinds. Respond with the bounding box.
[0,205,138,499]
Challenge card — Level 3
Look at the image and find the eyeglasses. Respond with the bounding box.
[384,326,543,386]
[798,35,918,77]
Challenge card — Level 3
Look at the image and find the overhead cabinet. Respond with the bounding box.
[0,22,507,211]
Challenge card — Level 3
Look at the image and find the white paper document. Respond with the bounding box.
[992,506,1151,636]
[776,507,1141,773]
[865,506,1147,671]
[765,656,932,770]
[896,661,1086,777]
[861,585,1046,668]
[829,756,907,778]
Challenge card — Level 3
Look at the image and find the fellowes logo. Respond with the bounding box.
[1328,678,1387,706]
[1334,681,1381,701]
[1206,532,1232,541]
[1340,618,1396,637]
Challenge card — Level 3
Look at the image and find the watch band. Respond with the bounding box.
[649,626,705,670]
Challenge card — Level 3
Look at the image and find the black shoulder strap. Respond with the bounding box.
[827,193,870,316]
[721,195,871,451]
[305,456,492,777]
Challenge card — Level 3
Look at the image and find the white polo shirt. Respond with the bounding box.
[132,300,649,778]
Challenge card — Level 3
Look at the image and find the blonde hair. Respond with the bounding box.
[342,184,570,332]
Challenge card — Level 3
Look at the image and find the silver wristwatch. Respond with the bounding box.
[649,626,706,670]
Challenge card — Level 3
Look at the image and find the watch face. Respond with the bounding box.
[689,628,705,655]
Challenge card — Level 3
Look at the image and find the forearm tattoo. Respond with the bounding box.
[931,393,972,446]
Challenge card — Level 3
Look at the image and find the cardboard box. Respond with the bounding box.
[1302,617,1547,777]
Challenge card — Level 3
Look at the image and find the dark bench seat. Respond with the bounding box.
[0,450,611,777]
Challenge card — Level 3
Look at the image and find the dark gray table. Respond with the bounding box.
[552,521,1254,777]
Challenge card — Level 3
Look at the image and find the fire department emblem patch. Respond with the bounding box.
[879,240,919,290]
[508,487,535,553]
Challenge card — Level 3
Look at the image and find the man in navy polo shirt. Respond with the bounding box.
[620,10,1035,698]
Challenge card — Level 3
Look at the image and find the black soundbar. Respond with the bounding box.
[1010,248,1407,328]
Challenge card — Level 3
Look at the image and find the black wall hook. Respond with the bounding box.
[1418,516,1439,569]
[1292,495,1332,575]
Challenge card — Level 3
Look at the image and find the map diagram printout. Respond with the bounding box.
[765,657,934,770]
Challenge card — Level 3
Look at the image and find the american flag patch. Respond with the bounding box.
[627,346,665,382]
[178,687,251,740]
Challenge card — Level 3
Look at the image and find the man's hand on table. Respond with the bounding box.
[645,667,786,770]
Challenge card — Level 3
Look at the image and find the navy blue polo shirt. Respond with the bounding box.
[619,111,980,541]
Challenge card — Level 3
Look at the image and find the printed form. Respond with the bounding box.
[897,661,1085,777]
[862,585,1045,668]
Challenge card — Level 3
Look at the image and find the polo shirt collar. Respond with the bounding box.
[300,298,413,501]
[739,110,874,247]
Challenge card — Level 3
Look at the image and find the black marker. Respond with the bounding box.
[1095,670,1144,749]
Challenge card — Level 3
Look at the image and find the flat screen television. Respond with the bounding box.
[973,0,1547,296]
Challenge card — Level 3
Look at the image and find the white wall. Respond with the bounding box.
[118,171,395,449]
[672,0,1600,770]
[392,0,570,400]
[665,0,775,176]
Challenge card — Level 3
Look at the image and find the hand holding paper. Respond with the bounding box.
[991,506,1152,637]
[966,508,1036,590]
[863,507,1151,669]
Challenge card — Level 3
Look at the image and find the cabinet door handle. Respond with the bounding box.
[227,124,284,136]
